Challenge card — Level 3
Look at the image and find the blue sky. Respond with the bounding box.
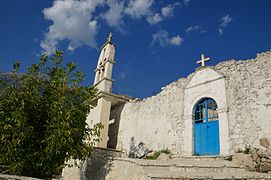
[0,0,271,98]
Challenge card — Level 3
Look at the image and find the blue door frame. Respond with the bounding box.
[193,98,220,156]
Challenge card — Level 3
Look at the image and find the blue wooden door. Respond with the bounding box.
[193,98,220,156]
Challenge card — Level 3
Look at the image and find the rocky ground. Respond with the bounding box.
[231,137,271,173]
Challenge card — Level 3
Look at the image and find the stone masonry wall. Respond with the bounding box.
[113,50,271,155]
[62,147,123,180]
[214,51,271,152]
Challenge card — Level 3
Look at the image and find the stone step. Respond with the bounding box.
[114,158,271,180]
[147,171,271,179]
[115,157,248,173]
[172,155,230,161]
[144,165,247,174]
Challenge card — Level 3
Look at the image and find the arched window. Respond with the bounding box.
[193,98,218,124]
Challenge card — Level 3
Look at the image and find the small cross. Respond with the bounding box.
[107,32,113,43]
[197,54,210,67]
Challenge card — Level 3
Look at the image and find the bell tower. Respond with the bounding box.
[92,33,115,148]
[93,32,115,92]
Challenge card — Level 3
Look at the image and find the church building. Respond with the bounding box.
[87,33,271,157]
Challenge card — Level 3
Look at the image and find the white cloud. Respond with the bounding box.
[220,14,232,27]
[147,13,162,25]
[151,30,183,47]
[218,14,233,35]
[103,0,125,27]
[124,0,153,18]
[186,25,207,33]
[41,0,104,54]
[186,25,200,33]
[147,3,178,25]
[161,5,174,17]
[125,0,179,25]
[40,0,182,54]
[67,44,76,52]
[151,30,169,47]
[219,28,223,35]
[170,35,183,46]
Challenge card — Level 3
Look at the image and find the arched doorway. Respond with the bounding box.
[193,98,220,155]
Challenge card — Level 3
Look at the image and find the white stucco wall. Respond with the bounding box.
[111,50,271,156]
[115,78,187,155]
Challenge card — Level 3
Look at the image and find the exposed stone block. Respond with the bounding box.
[260,138,271,149]
[231,153,256,171]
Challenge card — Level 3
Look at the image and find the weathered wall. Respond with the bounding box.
[114,77,188,155]
[113,50,271,155]
[214,51,271,152]
[62,148,123,180]
[0,174,45,180]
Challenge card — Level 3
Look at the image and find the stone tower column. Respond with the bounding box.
[92,33,115,148]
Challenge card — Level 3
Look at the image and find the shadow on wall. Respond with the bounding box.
[107,103,125,149]
[128,137,136,158]
[128,137,150,159]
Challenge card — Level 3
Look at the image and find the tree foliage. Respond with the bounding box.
[0,51,102,178]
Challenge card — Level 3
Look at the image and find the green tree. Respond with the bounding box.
[0,51,102,178]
